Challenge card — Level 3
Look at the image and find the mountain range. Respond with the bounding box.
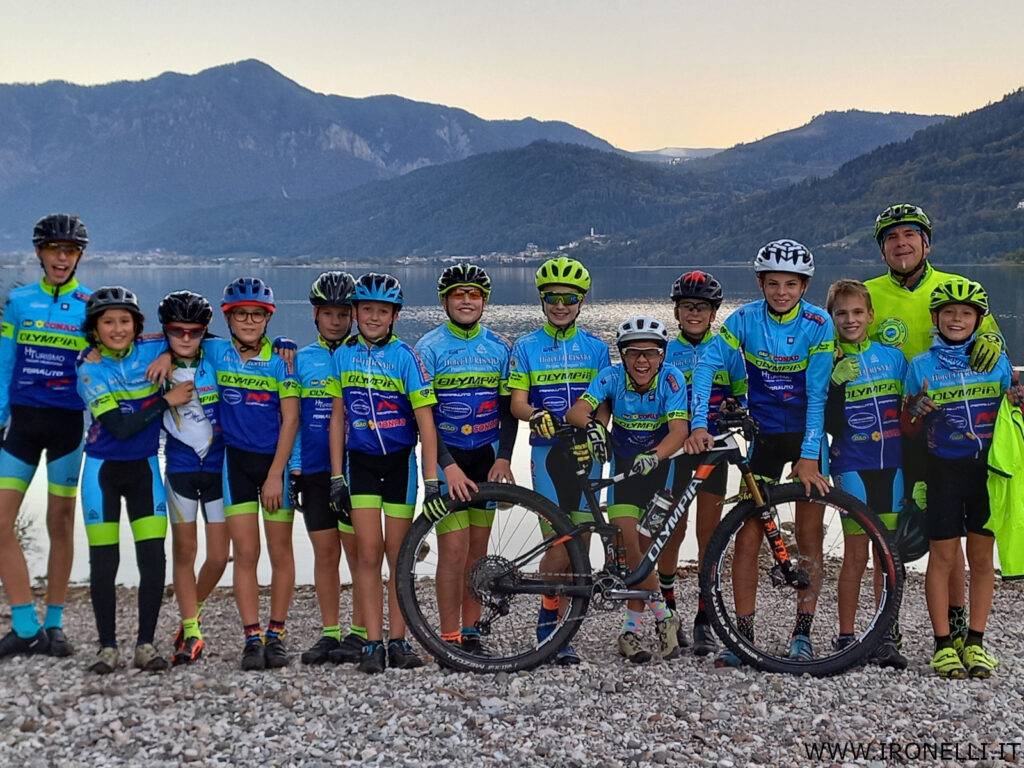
[0,59,612,246]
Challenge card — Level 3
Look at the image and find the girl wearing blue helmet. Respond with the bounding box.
[328,273,440,674]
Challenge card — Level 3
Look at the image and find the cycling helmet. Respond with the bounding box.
[874,203,932,245]
[158,290,213,326]
[753,239,815,278]
[894,500,929,564]
[929,277,989,315]
[437,263,492,300]
[353,273,403,307]
[221,277,275,314]
[615,315,670,348]
[535,257,591,294]
[83,286,143,335]
[670,270,724,307]
[33,213,89,248]
[309,271,356,307]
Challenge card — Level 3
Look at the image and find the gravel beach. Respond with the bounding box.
[2,569,1022,767]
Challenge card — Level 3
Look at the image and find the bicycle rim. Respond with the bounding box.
[396,482,592,673]
[700,483,903,676]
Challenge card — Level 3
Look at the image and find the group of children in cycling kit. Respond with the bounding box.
[0,204,1018,681]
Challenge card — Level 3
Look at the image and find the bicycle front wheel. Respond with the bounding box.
[700,482,903,676]
[396,482,592,673]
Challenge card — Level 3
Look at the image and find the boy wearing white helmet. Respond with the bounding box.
[566,315,688,662]
[685,239,834,667]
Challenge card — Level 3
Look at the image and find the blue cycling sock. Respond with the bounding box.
[43,604,64,631]
[11,604,41,639]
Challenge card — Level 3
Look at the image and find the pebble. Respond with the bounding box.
[0,577,1021,765]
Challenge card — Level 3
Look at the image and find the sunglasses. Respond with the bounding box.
[229,309,270,323]
[677,301,713,313]
[621,347,665,361]
[447,287,485,301]
[164,326,205,340]
[39,243,83,256]
[541,292,583,306]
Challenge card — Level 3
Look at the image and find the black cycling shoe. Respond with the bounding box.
[328,633,366,665]
[0,629,49,660]
[45,627,74,657]
[240,641,266,671]
[869,639,909,670]
[460,633,491,656]
[301,635,340,665]
[676,624,690,649]
[387,638,425,670]
[691,622,717,656]
[357,642,387,674]
[264,637,290,669]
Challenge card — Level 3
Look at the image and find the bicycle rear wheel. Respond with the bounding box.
[396,482,592,673]
[700,482,903,676]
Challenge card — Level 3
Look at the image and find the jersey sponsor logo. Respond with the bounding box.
[376,417,407,429]
[877,318,908,348]
[349,400,371,416]
[802,311,825,325]
[851,433,869,442]
[245,391,273,404]
[945,414,970,430]
[848,412,877,430]
[351,419,368,429]
[438,401,473,420]
[222,388,243,405]
[376,399,400,413]
[883,407,899,421]
[665,373,680,393]
[461,424,473,435]
[541,395,568,412]
[476,398,498,416]
[438,422,457,432]
[974,411,997,426]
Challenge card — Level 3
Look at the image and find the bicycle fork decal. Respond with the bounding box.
[761,513,791,563]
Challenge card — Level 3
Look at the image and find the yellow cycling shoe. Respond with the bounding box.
[931,646,967,679]
[962,644,998,679]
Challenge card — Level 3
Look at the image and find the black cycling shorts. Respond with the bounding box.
[607,455,671,518]
[748,432,812,482]
[294,471,338,533]
[347,447,417,518]
[0,404,84,495]
[223,446,293,522]
[925,456,992,541]
[166,471,224,524]
[671,453,728,498]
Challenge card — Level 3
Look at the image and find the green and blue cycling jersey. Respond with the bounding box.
[77,337,167,460]
[666,329,747,436]
[825,339,907,473]
[904,334,1012,460]
[692,299,834,460]
[0,278,92,421]
[580,364,688,460]
[508,322,610,446]
[163,351,223,475]
[203,337,299,455]
[289,337,343,474]
[332,333,436,455]
[415,321,511,451]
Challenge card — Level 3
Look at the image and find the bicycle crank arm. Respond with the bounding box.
[603,589,659,602]
[491,582,594,598]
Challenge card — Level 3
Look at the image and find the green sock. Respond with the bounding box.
[182,617,201,640]
[323,624,342,641]
[349,624,368,640]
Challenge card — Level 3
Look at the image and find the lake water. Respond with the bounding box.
[11,260,1024,585]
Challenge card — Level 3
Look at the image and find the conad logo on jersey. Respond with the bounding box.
[848,412,877,430]
[349,400,371,416]
[438,402,473,420]
[222,389,243,405]
[542,396,568,412]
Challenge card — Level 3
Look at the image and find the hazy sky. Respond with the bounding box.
[3,1,1022,150]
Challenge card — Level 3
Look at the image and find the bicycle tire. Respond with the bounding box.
[396,481,592,673]
[699,482,903,676]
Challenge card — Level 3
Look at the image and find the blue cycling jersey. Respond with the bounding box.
[581,364,688,460]
[203,337,299,455]
[332,334,436,456]
[827,340,906,473]
[0,278,91,421]
[77,337,167,461]
[692,299,834,460]
[904,335,1012,460]
[163,351,224,475]
[666,329,747,436]
[508,322,610,447]
[289,337,343,474]
[416,321,511,451]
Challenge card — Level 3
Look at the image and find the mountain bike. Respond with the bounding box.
[395,407,903,676]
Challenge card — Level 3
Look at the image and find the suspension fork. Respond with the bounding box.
[739,467,810,589]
